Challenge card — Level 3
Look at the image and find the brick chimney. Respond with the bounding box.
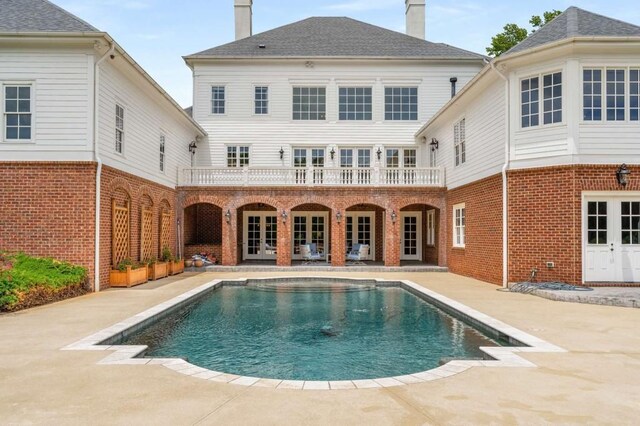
[234,0,253,40]
[405,0,425,39]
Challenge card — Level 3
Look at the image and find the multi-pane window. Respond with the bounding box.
[293,148,325,167]
[606,69,626,121]
[453,204,466,248]
[521,77,539,128]
[631,69,639,121]
[358,148,371,168]
[583,69,603,121]
[338,87,372,120]
[587,201,607,245]
[115,104,124,154]
[292,87,326,120]
[386,149,399,168]
[211,86,225,114]
[159,135,165,172]
[454,118,466,167]
[4,85,32,141]
[621,202,640,245]
[384,87,418,121]
[227,146,249,167]
[543,72,562,124]
[386,148,417,167]
[254,86,268,115]
[404,149,417,168]
[426,210,435,246]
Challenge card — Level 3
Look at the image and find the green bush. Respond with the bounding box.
[0,252,87,310]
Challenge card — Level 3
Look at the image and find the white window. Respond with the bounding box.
[453,203,465,248]
[227,146,249,167]
[293,87,326,120]
[115,104,124,154]
[211,86,225,114]
[521,77,539,128]
[543,72,562,124]
[583,68,640,122]
[339,87,372,120]
[159,135,165,172]
[3,84,32,141]
[631,69,639,121]
[606,69,625,121]
[384,87,418,121]
[454,118,466,167]
[426,209,436,246]
[255,86,268,115]
[385,148,417,167]
[293,147,325,167]
[583,69,603,121]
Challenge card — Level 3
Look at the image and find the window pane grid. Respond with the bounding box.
[454,206,465,247]
[292,87,326,120]
[254,86,268,115]
[521,77,539,128]
[621,202,640,245]
[631,69,639,121]
[159,135,165,172]
[587,201,607,245]
[339,87,372,120]
[384,87,418,121]
[211,86,225,114]
[5,85,32,140]
[227,146,249,167]
[543,72,562,124]
[583,69,602,121]
[454,118,466,166]
[115,104,124,153]
[606,69,625,121]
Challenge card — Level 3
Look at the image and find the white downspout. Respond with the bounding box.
[490,60,511,289]
[93,41,115,292]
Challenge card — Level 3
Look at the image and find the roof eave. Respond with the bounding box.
[498,36,640,62]
[184,55,486,63]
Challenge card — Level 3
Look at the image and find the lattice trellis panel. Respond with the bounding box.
[160,211,171,252]
[112,199,130,266]
[140,208,153,261]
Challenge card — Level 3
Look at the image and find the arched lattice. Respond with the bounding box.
[140,207,153,261]
[160,210,171,253]
[112,199,130,266]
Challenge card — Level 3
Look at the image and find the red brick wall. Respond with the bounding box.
[447,174,503,285]
[508,164,640,285]
[100,166,177,288]
[0,162,96,285]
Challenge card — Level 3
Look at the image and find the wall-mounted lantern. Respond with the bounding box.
[617,164,631,186]
[279,147,284,160]
[376,147,382,160]
[330,148,336,160]
[225,209,232,224]
[281,210,288,224]
[390,210,397,224]
[188,140,198,154]
[336,211,342,224]
[429,138,439,152]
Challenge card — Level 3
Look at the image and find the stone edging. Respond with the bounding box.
[62,278,566,390]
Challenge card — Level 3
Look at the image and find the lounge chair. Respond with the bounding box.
[346,244,369,265]
[300,243,323,264]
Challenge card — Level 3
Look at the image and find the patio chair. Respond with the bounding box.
[300,243,323,264]
[346,244,369,265]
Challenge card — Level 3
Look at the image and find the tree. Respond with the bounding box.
[487,10,563,57]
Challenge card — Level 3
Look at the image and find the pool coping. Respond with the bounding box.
[62,277,566,391]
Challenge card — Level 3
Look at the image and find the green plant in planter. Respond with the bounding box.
[116,258,134,272]
[161,246,174,263]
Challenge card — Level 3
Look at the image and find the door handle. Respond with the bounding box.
[610,243,614,252]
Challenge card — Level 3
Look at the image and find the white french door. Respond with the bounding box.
[584,195,640,282]
[291,212,328,259]
[243,212,278,261]
[340,148,371,185]
[345,212,375,260]
[401,212,422,261]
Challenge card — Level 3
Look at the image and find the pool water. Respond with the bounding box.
[122,284,497,381]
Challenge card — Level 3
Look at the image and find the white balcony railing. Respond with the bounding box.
[179,166,445,187]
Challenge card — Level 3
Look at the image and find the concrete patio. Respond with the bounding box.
[1,271,639,425]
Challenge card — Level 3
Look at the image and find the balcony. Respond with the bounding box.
[178,166,445,187]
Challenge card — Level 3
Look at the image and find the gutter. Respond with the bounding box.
[93,41,115,292]
[489,61,510,289]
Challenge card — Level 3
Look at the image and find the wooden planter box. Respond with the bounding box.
[109,266,148,288]
[147,262,169,281]
[169,259,184,276]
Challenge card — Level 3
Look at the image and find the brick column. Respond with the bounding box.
[222,208,237,266]
[437,207,447,267]
[385,210,401,266]
[277,213,291,266]
[331,211,346,266]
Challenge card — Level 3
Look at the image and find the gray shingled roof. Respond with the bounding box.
[188,17,484,60]
[0,0,98,33]
[506,6,640,55]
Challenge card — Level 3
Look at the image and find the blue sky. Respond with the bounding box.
[56,0,640,107]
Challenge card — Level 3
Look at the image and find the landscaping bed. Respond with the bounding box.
[0,252,89,312]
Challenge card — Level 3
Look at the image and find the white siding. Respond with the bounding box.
[192,60,482,167]
[98,59,198,187]
[0,46,93,160]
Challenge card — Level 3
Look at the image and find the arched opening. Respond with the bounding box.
[291,203,332,263]
[345,203,386,263]
[183,203,223,263]
[400,204,440,265]
[237,202,278,264]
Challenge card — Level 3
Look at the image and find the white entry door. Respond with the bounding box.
[346,212,375,260]
[401,212,422,261]
[243,212,278,261]
[584,197,640,282]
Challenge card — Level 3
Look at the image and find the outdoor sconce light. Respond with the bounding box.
[430,138,439,152]
[617,164,631,186]
[376,148,382,160]
[330,148,336,160]
[391,210,397,224]
[225,209,231,224]
[281,210,288,224]
[188,140,198,154]
[336,211,342,224]
[279,147,284,160]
